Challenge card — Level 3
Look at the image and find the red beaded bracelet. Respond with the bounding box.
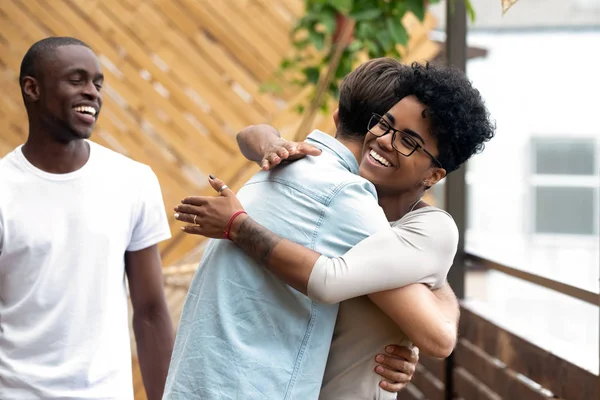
[224,210,247,240]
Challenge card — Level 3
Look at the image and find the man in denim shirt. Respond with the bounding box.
[163,59,415,399]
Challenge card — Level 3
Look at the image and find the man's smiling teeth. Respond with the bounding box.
[74,106,97,116]
[370,150,391,167]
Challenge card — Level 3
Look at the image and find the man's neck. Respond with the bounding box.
[22,132,90,174]
[336,137,363,164]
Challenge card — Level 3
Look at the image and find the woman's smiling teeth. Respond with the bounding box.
[369,149,391,167]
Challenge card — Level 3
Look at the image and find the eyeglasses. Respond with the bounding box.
[367,113,443,169]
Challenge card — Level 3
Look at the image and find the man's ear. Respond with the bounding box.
[333,107,340,129]
[22,76,41,103]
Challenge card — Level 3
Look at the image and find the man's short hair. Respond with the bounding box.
[19,36,90,84]
[337,57,408,141]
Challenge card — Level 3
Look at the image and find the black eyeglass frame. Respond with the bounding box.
[367,113,444,169]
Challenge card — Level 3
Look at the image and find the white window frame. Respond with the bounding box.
[529,136,599,245]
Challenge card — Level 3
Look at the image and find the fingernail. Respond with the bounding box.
[386,346,394,353]
[380,381,387,389]
[174,213,179,218]
[375,366,383,373]
[209,174,215,179]
[375,355,384,363]
[180,227,185,231]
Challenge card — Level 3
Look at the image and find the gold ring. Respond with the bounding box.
[193,215,198,224]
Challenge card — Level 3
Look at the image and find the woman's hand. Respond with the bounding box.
[259,138,322,171]
[174,175,245,239]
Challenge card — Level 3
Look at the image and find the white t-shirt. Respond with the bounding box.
[0,141,171,399]
[308,206,458,400]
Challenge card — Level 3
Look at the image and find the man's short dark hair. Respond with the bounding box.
[19,36,90,84]
[397,62,496,174]
[337,57,408,141]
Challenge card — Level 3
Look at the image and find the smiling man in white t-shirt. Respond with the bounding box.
[0,36,174,400]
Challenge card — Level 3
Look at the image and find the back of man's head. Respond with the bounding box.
[337,57,407,142]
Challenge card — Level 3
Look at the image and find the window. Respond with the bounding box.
[530,137,599,236]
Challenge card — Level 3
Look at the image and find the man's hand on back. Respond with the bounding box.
[375,345,419,393]
[258,138,322,170]
[236,124,322,170]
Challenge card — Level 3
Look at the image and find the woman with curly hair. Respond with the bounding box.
[175,61,495,399]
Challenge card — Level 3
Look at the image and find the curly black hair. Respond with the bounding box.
[396,62,495,174]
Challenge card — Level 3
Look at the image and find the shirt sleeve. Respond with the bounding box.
[307,209,458,304]
[312,179,390,258]
[127,166,172,252]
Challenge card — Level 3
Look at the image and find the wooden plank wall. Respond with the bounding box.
[0,0,439,267]
[398,302,599,400]
[0,0,307,266]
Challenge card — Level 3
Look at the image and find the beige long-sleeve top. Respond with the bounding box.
[309,206,459,400]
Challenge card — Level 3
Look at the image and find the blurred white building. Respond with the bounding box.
[430,0,600,374]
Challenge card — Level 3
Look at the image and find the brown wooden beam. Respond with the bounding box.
[460,304,599,399]
[455,338,555,400]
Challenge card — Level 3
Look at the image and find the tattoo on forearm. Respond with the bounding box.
[234,217,283,265]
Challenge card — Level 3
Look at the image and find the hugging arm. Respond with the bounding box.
[228,210,459,357]
[370,282,459,358]
[176,174,459,358]
[229,208,458,303]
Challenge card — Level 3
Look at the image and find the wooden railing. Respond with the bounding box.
[399,255,599,400]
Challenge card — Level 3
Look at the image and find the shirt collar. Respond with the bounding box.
[305,130,359,175]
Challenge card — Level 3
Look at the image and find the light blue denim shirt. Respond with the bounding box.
[163,130,389,400]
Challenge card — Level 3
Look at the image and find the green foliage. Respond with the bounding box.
[266,0,475,113]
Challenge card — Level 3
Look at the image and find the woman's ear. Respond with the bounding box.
[423,167,447,187]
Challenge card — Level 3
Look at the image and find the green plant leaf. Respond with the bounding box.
[391,2,408,17]
[335,53,354,79]
[273,0,466,114]
[320,7,337,33]
[347,39,362,52]
[280,58,292,69]
[350,8,382,20]
[329,0,354,14]
[377,28,392,51]
[292,37,310,50]
[354,20,375,41]
[385,19,408,47]
[303,66,321,85]
[406,0,426,21]
[309,30,326,50]
[364,39,378,56]
[466,0,476,23]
